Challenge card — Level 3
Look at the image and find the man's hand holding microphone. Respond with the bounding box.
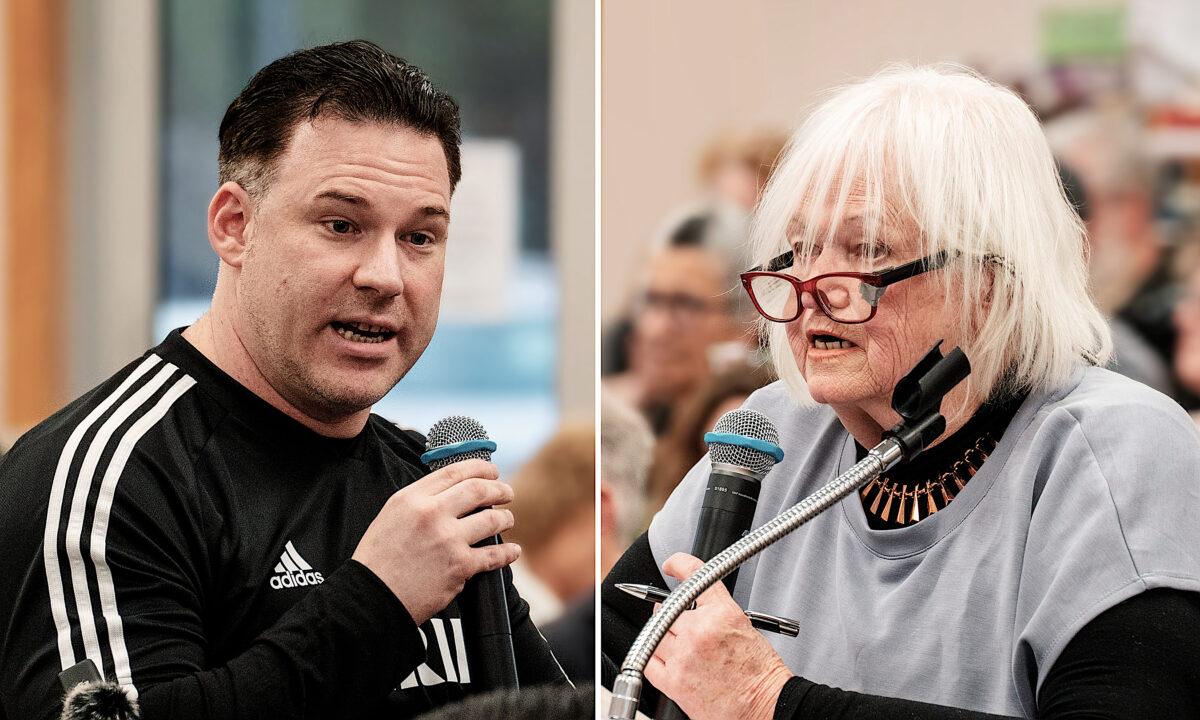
[351,457,519,625]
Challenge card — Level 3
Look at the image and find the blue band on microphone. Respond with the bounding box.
[421,439,498,465]
[703,432,785,463]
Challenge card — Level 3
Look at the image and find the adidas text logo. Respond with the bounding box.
[269,541,325,590]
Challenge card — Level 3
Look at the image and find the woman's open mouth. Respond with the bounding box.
[810,334,857,350]
[330,321,396,344]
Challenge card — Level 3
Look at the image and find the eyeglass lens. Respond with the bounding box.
[747,274,874,323]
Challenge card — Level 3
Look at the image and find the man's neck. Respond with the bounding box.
[182,312,370,438]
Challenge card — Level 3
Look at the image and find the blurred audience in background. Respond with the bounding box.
[600,391,654,575]
[696,129,789,213]
[1173,262,1200,426]
[1047,107,1175,394]
[648,361,775,511]
[507,423,595,626]
[506,423,595,682]
[603,204,760,434]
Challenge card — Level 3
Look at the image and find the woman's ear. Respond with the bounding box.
[207,181,255,269]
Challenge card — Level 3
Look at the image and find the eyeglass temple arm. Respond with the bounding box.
[875,250,951,285]
[749,250,794,274]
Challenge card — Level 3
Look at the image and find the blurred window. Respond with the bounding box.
[158,0,558,470]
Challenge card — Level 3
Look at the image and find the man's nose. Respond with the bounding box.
[353,234,406,297]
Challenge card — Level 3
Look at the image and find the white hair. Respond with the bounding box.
[751,63,1112,403]
[600,390,654,543]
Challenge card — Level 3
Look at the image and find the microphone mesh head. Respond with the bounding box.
[426,416,493,470]
[707,409,781,476]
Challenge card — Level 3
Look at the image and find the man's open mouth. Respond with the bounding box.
[811,333,857,350]
[331,321,396,344]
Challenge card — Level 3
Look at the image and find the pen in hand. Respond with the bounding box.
[614,582,800,637]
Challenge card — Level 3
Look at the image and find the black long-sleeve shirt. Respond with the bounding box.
[602,534,1200,718]
[0,329,566,720]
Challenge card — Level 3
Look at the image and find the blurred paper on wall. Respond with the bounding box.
[443,139,521,323]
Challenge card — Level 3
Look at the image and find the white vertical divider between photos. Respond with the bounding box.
[66,0,158,396]
[552,0,597,424]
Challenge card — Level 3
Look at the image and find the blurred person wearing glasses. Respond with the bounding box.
[605,206,760,434]
[603,65,1200,719]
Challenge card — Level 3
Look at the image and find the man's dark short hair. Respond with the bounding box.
[217,40,462,195]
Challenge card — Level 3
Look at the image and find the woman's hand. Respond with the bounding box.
[645,553,793,720]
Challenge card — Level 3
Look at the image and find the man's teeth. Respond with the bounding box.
[334,325,389,344]
[813,338,855,350]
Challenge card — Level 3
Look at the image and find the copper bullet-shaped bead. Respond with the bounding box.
[881,489,894,521]
[862,478,878,498]
[926,485,938,515]
[910,490,921,523]
[869,485,886,514]
[940,483,954,504]
[896,492,907,525]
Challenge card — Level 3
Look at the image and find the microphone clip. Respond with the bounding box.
[883,340,972,461]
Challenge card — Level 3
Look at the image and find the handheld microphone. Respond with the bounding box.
[422,416,519,690]
[690,409,784,588]
[656,409,784,720]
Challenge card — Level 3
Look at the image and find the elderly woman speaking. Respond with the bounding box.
[602,65,1200,719]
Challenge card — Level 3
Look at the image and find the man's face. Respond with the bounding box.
[234,117,451,421]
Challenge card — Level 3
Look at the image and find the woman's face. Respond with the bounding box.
[783,211,957,416]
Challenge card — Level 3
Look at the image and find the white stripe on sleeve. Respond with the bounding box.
[42,355,161,672]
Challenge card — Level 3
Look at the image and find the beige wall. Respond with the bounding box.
[66,0,158,396]
[601,0,1112,323]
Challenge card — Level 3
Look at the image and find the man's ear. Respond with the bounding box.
[207,181,255,268]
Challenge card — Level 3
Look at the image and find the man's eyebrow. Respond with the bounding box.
[313,191,449,221]
[314,190,371,207]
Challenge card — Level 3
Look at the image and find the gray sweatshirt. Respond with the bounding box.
[649,366,1200,716]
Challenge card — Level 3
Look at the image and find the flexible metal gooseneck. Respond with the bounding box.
[607,438,904,719]
[608,343,970,720]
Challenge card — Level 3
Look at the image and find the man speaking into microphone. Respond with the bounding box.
[0,40,567,720]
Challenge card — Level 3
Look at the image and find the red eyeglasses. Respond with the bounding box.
[739,250,950,324]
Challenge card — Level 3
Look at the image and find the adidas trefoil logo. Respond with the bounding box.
[269,541,325,590]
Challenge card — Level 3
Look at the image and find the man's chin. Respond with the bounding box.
[306,374,404,416]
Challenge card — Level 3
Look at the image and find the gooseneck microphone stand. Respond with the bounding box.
[608,342,971,720]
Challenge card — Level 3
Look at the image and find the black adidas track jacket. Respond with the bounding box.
[0,329,567,719]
